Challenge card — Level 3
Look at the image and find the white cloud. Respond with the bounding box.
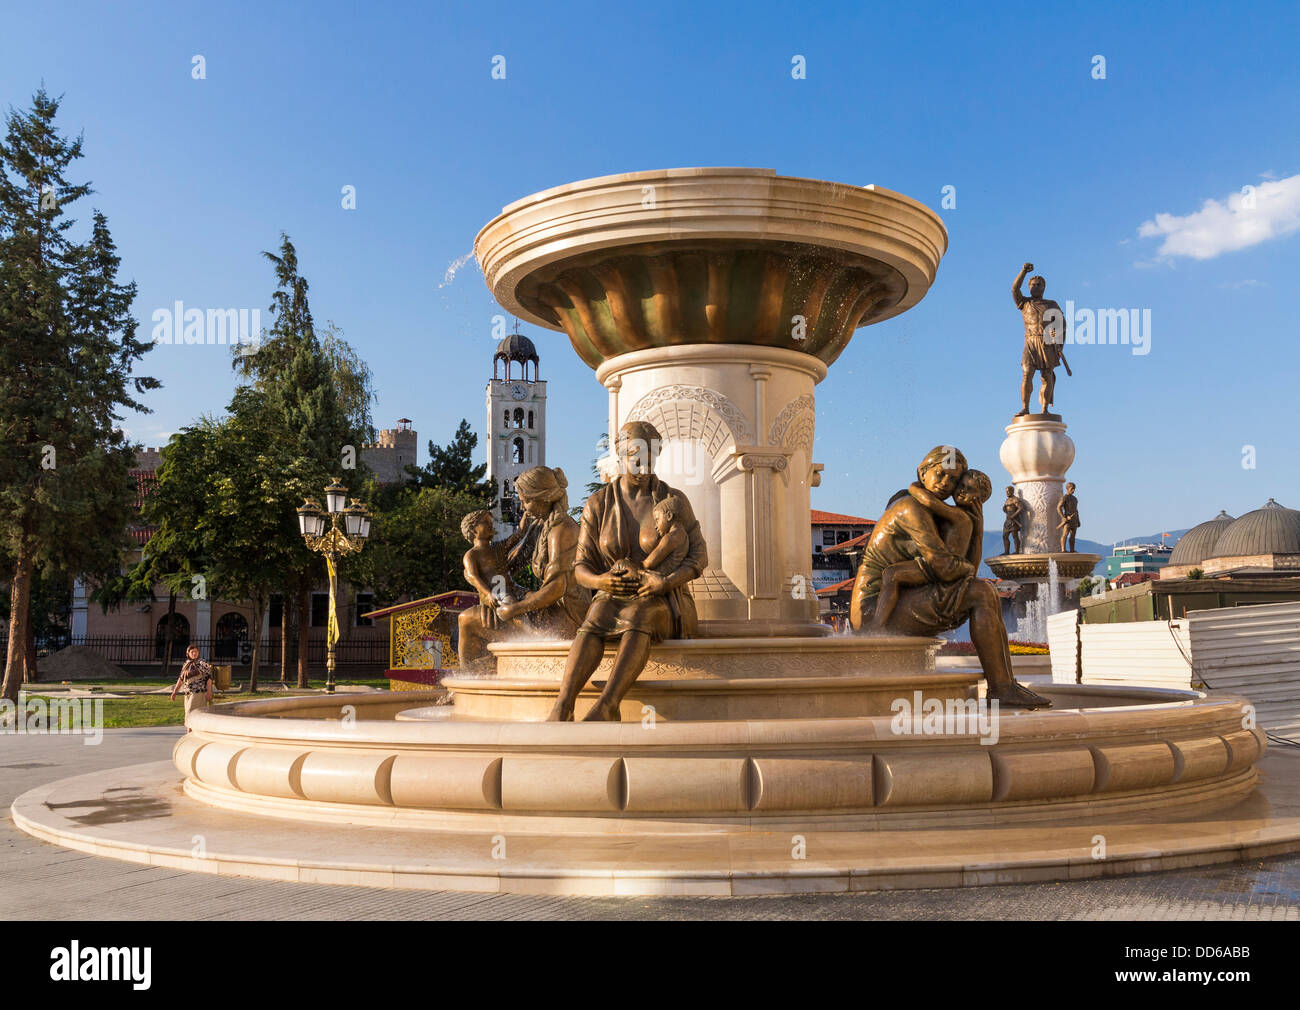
[1137,174,1300,260]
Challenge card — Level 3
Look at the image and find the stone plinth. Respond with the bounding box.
[437,635,965,721]
[999,414,1076,554]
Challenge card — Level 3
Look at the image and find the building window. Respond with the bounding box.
[503,409,509,428]
[837,530,851,544]
[268,593,283,627]
[355,593,375,627]
[528,410,534,428]
[214,612,249,660]
[311,592,330,628]
[822,530,836,546]
[512,438,524,464]
[155,613,190,658]
[513,407,524,428]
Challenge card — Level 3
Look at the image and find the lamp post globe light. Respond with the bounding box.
[298,480,371,693]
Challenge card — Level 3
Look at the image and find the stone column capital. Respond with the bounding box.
[712,447,792,486]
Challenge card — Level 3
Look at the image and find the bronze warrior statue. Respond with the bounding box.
[1001,485,1024,555]
[1014,262,1071,416]
[1057,481,1080,553]
[548,420,707,722]
[849,445,1050,709]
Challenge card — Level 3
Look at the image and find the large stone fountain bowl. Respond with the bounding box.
[474,167,949,369]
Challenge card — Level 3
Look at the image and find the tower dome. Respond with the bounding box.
[1210,499,1300,559]
[493,332,540,380]
[1168,510,1236,566]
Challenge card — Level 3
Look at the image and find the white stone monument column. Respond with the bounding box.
[999,416,1076,554]
[597,344,825,635]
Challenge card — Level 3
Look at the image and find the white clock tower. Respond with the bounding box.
[486,332,546,532]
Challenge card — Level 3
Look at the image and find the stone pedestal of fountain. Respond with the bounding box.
[985,413,1100,640]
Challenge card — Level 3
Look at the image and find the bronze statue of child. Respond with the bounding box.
[871,469,993,629]
[606,495,690,600]
[460,509,526,609]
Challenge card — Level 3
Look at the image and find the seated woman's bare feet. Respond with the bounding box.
[546,700,574,722]
[987,680,1052,709]
[581,699,621,722]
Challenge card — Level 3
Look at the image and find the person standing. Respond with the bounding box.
[170,644,214,728]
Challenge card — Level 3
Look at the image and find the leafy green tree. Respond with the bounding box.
[230,236,374,686]
[407,419,494,502]
[352,485,496,604]
[0,90,157,701]
[96,424,214,677]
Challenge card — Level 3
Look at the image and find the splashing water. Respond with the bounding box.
[440,251,476,288]
[1021,558,1064,643]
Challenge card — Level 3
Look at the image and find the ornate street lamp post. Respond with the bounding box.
[297,479,372,694]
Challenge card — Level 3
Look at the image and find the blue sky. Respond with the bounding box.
[4,0,1298,544]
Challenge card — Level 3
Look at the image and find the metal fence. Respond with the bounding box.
[11,634,388,667]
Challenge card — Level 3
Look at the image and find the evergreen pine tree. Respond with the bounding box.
[0,90,157,701]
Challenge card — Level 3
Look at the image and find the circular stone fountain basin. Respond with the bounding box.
[164,685,1265,833]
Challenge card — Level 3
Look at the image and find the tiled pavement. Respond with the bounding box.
[3,728,1297,920]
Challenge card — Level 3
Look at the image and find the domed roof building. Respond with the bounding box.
[1212,500,1300,559]
[493,332,540,380]
[1162,510,1236,577]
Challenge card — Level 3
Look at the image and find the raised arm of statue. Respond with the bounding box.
[1013,261,1033,308]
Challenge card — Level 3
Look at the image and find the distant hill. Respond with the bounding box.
[1112,528,1191,549]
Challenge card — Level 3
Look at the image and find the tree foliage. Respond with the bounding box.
[406,418,494,502]
[0,89,157,699]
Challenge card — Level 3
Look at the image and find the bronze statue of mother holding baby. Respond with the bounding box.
[548,420,707,721]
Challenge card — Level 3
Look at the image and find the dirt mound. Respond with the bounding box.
[36,645,130,682]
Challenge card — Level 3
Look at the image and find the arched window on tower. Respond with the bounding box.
[511,438,524,465]
[528,410,534,429]
[503,409,509,428]
[513,407,524,428]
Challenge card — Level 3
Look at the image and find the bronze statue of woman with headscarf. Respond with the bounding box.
[457,465,589,668]
[547,420,707,721]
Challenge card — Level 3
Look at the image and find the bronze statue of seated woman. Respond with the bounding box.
[457,465,589,670]
[547,420,707,721]
[850,445,1050,709]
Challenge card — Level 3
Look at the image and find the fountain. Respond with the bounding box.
[1020,558,1063,643]
[12,169,1297,896]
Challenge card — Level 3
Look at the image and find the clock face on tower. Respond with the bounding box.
[511,384,527,401]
